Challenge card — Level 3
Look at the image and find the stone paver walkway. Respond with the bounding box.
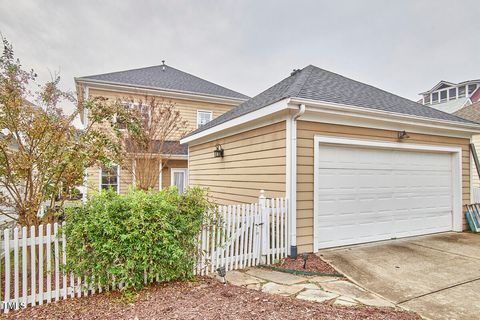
[225,268,395,308]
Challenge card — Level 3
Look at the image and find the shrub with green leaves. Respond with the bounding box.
[63,187,216,291]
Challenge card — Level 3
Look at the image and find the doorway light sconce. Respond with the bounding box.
[214,144,224,158]
[398,130,410,140]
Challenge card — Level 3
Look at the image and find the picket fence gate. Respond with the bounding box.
[195,191,289,276]
[0,191,289,313]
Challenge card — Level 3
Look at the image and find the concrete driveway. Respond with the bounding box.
[319,232,480,320]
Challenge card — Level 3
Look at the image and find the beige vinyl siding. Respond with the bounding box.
[472,134,480,188]
[161,159,188,189]
[86,161,134,196]
[86,166,100,195]
[188,122,287,205]
[88,88,235,138]
[86,159,188,196]
[297,120,471,253]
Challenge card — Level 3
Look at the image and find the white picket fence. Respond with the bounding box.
[195,193,289,276]
[0,191,289,313]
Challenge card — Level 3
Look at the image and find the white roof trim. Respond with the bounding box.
[181,96,480,144]
[420,79,480,95]
[75,78,248,106]
[180,98,291,144]
[291,97,480,133]
[419,80,456,95]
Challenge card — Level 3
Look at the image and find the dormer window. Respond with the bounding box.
[468,84,477,95]
[424,94,430,104]
[458,86,466,98]
[449,88,456,100]
[432,92,439,103]
[440,90,447,102]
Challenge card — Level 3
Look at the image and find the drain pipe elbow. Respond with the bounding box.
[293,104,306,120]
[289,104,305,258]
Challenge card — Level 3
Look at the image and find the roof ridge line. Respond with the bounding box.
[286,65,315,98]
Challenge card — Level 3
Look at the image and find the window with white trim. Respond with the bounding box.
[171,168,188,193]
[440,90,447,102]
[118,102,151,129]
[197,111,213,128]
[100,165,119,193]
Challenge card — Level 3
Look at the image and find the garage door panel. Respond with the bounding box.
[316,144,454,250]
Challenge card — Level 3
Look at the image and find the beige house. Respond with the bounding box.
[75,63,248,197]
[453,101,480,189]
[181,65,480,254]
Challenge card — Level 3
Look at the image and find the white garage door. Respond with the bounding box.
[316,144,454,250]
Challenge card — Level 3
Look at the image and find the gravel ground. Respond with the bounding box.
[2,278,420,320]
[275,253,340,274]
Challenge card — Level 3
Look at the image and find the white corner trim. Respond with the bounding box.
[180,98,291,144]
[312,135,463,252]
[82,86,89,128]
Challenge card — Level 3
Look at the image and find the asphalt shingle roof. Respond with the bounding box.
[126,140,188,155]
[76,65,249,100]
[453,101,480,124]
[185,65,474,138]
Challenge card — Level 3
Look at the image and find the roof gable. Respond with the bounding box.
[420,81,456,94]
[184,65,473,139]
[76,65,249,100]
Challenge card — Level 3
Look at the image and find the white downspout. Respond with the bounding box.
[289,104,305,258]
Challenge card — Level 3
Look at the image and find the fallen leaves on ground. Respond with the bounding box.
[2,278,420,320]
[275,253,340,274]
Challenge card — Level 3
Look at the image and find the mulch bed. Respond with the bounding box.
[274,253,340,274]
[1,278,420,320]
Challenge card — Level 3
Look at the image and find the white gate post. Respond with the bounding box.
[259,190,268,264]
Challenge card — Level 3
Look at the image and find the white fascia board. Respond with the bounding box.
[291,98,480,136]
[74,79,247,106]
[180,98,291,144]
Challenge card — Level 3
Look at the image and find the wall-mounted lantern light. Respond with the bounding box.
[214,144,224,158]
[398,130,410,140]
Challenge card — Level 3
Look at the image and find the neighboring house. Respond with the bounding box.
[419,81,480,188]
[453,101,480,188]
[181,65,480,254]
[75,63,248,196]
[418,79,480,113]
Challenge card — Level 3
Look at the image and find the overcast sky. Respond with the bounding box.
[1,0,480,113]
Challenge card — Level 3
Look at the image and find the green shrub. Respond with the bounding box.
[63,187,216,291]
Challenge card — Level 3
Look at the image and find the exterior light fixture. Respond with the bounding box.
[214,144,224,158]
[398,130,410,140]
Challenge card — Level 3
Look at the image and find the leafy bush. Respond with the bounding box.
[63,187,216,291]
